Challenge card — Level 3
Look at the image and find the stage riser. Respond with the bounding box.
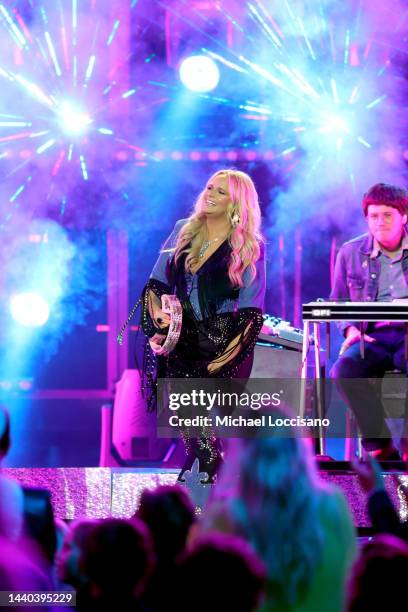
[3,467,408,527]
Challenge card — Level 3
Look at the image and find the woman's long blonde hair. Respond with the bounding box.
[173,169,263,288]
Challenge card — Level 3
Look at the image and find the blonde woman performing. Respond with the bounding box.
[140,169,266,483]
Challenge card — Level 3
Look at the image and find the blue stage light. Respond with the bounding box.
[321,115,350,134]
[179,55,220,93]
[10,292,50,327]
[58,101,91,135]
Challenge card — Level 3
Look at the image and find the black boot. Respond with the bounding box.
[197,437,224,484]
[177,438,198,482]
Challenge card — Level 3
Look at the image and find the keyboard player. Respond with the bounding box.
[330,183,408,460]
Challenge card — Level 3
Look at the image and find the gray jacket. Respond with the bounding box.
[330,232,408,334]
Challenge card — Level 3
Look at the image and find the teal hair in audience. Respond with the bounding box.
[210,407,340,608]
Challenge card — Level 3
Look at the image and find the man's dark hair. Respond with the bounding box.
[175,533,266,612]
[81,518,154,595]
[136,484,195,562]
[362,183,408,216]
[348,534,408,611]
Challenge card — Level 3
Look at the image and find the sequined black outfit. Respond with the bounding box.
[141,219,266,481]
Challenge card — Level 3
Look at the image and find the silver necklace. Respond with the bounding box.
[198,236,222,260]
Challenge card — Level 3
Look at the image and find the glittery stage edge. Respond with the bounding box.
[1,468,179,519]
[2,467,408,525]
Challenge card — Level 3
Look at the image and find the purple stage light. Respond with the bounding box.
[207,150,220,160]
